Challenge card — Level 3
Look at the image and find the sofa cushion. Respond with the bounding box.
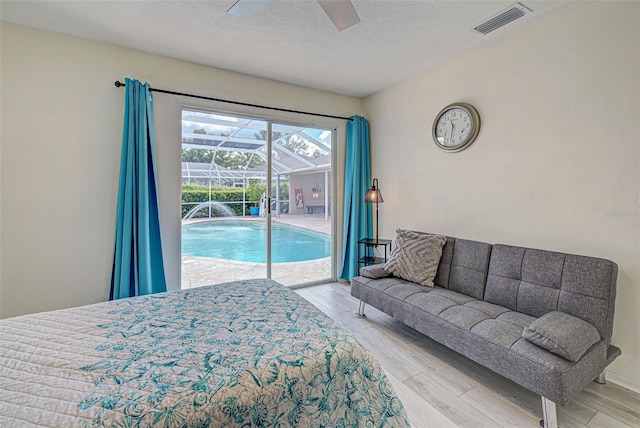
[559,255,617,343]
[471,319,525,349]
[448,239,492,300]
[384,230,446,287]
[484,245,525,310]
[359,263,391,279]
[517,250,565,317]
[485,245,618,344]
[434,236,456,288]
[523,311,601,362]
[485,246,565,317]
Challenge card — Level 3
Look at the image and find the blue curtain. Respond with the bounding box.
[110,78,167,300]
[340,116,372,281]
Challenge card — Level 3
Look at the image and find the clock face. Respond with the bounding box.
[432,103,480,152]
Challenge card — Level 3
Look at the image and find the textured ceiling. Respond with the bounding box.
[0,1,569,98]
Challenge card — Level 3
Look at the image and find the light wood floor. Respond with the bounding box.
[294,283,640,428]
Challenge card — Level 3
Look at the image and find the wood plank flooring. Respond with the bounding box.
[294,283,640,428]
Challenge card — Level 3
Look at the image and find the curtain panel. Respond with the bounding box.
[340,116,372,281]
[110,78,167,300]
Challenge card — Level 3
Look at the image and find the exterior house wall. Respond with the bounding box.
[289,172,331,215]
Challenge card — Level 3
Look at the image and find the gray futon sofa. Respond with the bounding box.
[351,232,620,428]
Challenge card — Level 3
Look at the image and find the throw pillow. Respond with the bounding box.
[383,229,446,287]
[359,264,392,279]
[523,311,601,362]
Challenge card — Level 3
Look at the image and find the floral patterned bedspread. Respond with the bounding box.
[0,279,409,427]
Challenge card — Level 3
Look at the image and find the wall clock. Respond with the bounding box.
[432,102,481,152]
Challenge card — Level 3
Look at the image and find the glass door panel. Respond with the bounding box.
[270,124,333,286]
[181,110,334,289]
[181,110,267,288]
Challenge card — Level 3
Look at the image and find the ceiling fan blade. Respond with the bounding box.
[316,0,361,32]
[227,0,270,17]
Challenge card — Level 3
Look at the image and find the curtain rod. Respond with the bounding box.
[114,81,353,122]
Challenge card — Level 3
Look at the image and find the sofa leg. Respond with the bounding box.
[595,370,606,384]
[540,397,558,428]
[354,301,367,318]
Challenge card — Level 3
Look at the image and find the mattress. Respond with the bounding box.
[0,279,409,427]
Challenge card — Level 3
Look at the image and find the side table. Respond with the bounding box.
[357,238,392,267]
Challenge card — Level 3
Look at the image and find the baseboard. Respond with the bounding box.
[607,372,640,395]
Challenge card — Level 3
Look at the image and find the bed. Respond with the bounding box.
[0,279,410,427]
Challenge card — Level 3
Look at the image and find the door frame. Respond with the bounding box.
[180,106,339,287]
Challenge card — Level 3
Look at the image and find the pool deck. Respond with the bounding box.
[181,213,332,289]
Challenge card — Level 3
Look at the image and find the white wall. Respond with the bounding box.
[0,23,362,318]
[364,2,639,392]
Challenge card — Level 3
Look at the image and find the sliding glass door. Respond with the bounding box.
[180,109,334,289]
[268,122,333,285]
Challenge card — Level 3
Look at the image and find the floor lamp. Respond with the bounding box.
[365,178,383,242]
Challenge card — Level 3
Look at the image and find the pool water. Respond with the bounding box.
[182,220,330,263]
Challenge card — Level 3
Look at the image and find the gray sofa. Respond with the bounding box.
[351,233,620,428]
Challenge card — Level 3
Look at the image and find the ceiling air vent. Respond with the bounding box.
[472,3,532,35]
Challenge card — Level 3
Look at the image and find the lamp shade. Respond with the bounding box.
[364,178,383,203]
[364,189,383,203]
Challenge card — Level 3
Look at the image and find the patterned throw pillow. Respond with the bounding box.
[384,229,447,287]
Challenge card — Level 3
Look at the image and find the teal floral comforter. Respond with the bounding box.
[0,279,409,427]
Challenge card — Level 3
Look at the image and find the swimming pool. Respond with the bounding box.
[182,220,330,263]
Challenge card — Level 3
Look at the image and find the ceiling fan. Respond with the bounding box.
[227,0,361,32]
